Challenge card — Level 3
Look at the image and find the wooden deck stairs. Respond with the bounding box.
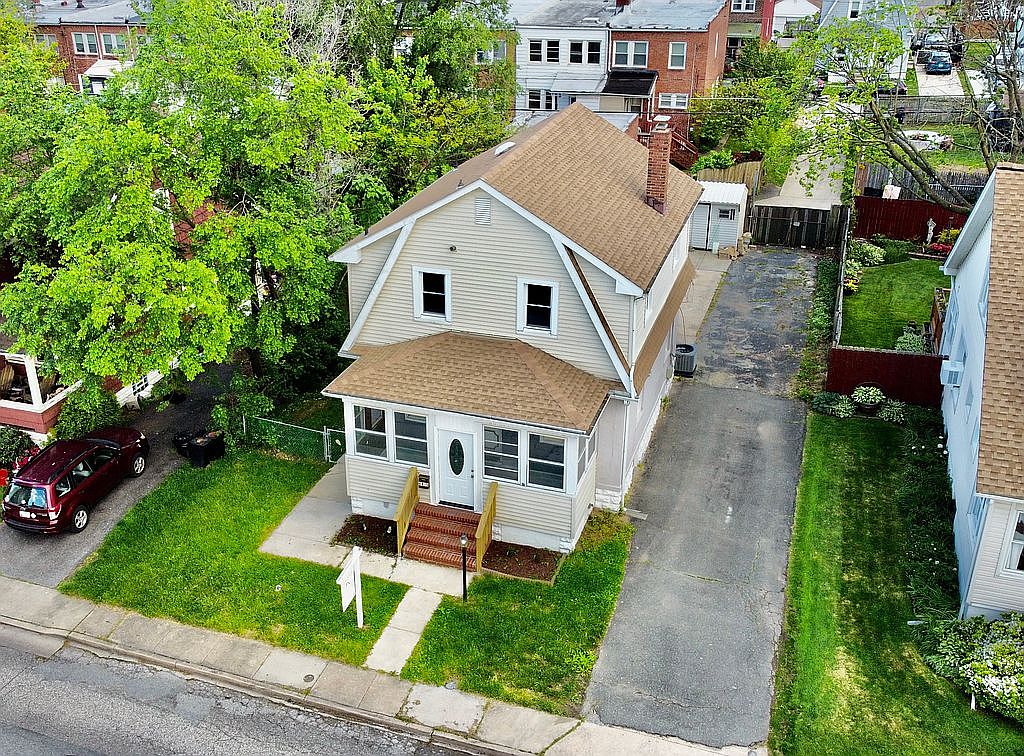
[402,502,482,570]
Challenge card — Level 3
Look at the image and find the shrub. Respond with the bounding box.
[895,332,928,353]
[0,426,34,468]
[870,234,916,264]
[211,373,275,449]
[811,391,856,418]
[792,257,840,402]
[843,258,864,292]
[937,227,961,245]
[878,399,907,424]
[848,239,886,266]
[927,242,953,255]
[690,149,735,174]
[927,614,1024,724]
[852,385,886,405]
[53,381,123,439]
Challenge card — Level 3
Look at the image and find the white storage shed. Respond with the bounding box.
[690,181,748,251]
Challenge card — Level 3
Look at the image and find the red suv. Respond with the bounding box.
[2,427,149,534]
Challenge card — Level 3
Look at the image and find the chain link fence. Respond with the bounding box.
[243,415,345,462]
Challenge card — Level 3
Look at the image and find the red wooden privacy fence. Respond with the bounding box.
[826,346,944,407]
[853,195,968,242]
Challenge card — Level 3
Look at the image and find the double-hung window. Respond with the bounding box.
[587,40,601,63]
[354,405,387,458]
[73,32,99,55]
[527,89,556,110]
[569,41,601,64]
[484,427,519,481]
[413,268,451,321]
[529,40,542,62]
[476,41,506,63]
[569,40,584,63]
[668,42,687,69]
[848,0,861,18]
[731,0,755,11]
[528,434,565,490]
[518,280,557,333]
[658,93,689,110]
[34,34,57,47]
[102,33,127,54]
[546,39,559,62]
[1008,511,1024,572]
[394,412,428,465]
[613,40,648,67]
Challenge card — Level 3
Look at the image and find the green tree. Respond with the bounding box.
[0,0,359,384]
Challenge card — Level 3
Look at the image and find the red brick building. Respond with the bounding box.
[724,0,777,63]
[27,0,145,93]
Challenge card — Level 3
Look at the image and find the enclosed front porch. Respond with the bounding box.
[0,351,77,434]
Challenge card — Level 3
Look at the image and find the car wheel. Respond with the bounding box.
[129,454,147,477]
[69,506,89,534]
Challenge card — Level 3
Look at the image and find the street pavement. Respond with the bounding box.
[0,371,222,587]
[0,625,450,756]
[586,248,813,747]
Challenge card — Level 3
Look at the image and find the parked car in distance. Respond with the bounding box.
[926,51,953,75]
[917,48,935,65]
[2,427,149,534]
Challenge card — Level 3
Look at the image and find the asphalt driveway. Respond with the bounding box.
[0,374,222,588]
[585,248,815,747]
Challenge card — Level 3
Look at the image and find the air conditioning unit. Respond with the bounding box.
[940,359,964,387]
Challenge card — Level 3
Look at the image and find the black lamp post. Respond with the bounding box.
[460,533,469,602]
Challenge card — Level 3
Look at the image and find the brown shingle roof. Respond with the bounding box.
[350,104,701,291]
[978,164,1024,499]
[324,332,620,433]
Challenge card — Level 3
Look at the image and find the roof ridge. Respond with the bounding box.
[512,339,597,430]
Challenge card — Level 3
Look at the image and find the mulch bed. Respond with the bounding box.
[482,540,562,582]
[332,515,398,556]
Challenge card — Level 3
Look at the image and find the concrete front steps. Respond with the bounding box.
[403,503,481,570]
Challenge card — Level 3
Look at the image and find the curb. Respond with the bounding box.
[0,617,526,756]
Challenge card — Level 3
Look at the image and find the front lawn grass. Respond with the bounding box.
[402,509,632,715]
[919,123,988,170]
[770,414,1024,754]
[276,395,344,430]
[62,452,406,665]
[840,259,950,349]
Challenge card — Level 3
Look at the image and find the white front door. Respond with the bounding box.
[437,430,475,510]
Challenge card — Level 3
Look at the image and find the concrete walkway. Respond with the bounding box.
[680,248,731,344]
[260,462,473,597]
[0,574,749,756]
[365,588,443,674]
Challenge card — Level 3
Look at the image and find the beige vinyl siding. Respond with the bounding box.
[494,480,572,538]
[574,255,632,357]
[572,460,597,542]
[967,496,1024,614]
[348,231,400,325]
[358,189,620,381]
[345,453,418,517]
[632,230,688,361]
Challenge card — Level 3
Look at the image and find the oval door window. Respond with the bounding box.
[449,439,465,475]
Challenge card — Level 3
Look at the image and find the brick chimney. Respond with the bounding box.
[615,0,631,6]
[645,115,671,214]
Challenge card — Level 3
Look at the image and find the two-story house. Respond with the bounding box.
[818,0,913,84]
[28,0,146,93]
[940,163,1024,619]
[514,0,729,124]
[324,104,702,567]
[724,0,776,63]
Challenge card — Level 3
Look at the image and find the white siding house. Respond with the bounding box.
[940,163,1024,619]
[324,105,703,563]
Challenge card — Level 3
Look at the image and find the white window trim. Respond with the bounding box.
[517,278,559,336]
[527,433,566,492]
[483,425,520,483]
[101,33,127,55]
[668,41,687,69]
[731,0,756,11]
[73,32,98,55]
[394,411,429,465]
[1000,508,1024,577]
[412,266,452,323]
[352,403,389,460]
[613,40,648,68]
[658,93,689,110]
[848,0,861,18]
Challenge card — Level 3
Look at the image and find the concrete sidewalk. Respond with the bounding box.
[0,575,750,756]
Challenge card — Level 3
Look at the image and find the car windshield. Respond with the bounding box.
[931,53,951,62]
[6,483,48,509]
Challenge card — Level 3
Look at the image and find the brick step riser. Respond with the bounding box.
[409,516,479,539]
[403,542,477,570]
[413,504,481,527]
[406,529,478,553]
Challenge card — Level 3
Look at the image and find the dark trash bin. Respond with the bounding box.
[673,343,697,377]
[173,431,201,457]
[187,431,225,468]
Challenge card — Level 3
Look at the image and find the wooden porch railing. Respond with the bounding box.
[395,466,419,556]
[475,482,497,573]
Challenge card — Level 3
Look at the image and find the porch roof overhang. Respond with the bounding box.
[323,332,622,434]
[601,70,658,97]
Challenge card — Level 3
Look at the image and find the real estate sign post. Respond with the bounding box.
[337,546,363,628]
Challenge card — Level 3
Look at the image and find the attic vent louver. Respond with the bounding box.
[494,141,516,156]
[474,197,492,225]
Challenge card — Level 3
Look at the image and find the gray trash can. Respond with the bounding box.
[673,344,697,377]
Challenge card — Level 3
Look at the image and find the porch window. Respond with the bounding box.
[1008,511,1024,571]
[484,427,519,481]
[577,436,589,483]
[528,434,565,490]
[353,405,387,458]
[413,267,451,321]
[394,412,428,465]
